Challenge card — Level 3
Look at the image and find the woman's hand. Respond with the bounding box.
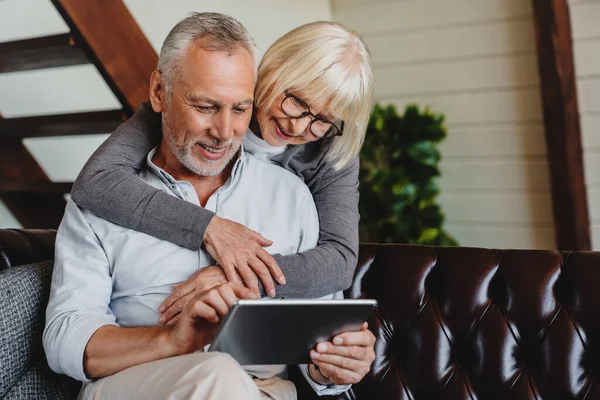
[203,215,286,297]
[308,322,376,385]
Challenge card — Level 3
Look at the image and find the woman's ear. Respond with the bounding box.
[149,70,166,113]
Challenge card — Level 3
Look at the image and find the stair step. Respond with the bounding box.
[0,181,73,194]
[0,34,89,73]
[0,110,125,138]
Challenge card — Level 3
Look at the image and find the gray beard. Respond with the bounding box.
[162,111,241,177]
[172,139,240,177]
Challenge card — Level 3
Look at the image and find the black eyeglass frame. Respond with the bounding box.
[280,91,344,139]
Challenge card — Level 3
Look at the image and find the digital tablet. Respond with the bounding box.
[207,299,377,365]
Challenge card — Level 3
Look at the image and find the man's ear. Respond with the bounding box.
[149,70,166,113]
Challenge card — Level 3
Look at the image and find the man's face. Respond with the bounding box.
[156,45,255,177]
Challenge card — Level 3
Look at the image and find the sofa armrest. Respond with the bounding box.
[1,261,54,396]
[0,261,80,399]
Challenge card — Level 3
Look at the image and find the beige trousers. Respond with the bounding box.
[78,352,297,400]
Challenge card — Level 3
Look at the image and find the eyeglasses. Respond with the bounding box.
[280,91,344,139]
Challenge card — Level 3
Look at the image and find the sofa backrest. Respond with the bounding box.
[0,229,56,272]
[345,243,600,399]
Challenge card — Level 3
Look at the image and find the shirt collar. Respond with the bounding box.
[145,145,246,190]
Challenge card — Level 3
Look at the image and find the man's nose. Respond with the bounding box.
[289,116,311,136]
[213,111,234,142]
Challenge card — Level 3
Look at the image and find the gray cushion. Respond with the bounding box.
[0,261,80,399]
[3,363,81,400]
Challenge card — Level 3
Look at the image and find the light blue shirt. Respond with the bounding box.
[43,138,349,396]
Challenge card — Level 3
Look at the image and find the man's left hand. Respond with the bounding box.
[308,322,376,385]
[158,266,236,325]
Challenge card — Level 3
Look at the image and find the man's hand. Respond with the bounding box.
[308,322,376,385]
[166,282,259,356]
[158,266,230,325]
[204,216,286,296]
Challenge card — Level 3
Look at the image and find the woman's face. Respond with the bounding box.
[255,91,338,147]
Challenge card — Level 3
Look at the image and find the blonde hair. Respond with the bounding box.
[255,21,373,169]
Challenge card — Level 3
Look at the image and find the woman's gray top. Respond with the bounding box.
[70,102,360,298]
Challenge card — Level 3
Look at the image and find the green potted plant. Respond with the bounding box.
[359,103,458,246]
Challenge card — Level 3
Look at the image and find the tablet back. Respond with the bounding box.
[207,299,377,365]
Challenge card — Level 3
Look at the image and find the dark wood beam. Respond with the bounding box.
[0,114,67,229]
[0,34,89,73]
[532,0,590,250]
[0,182,72,194]
[0,110,125,139]
[51,0,158,115]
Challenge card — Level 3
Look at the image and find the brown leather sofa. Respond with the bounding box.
[1,228,598,399]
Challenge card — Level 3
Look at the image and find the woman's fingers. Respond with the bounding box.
[248,256,276,297]
[256,247,285,285]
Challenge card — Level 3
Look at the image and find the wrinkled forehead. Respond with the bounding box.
[177,46,255,99]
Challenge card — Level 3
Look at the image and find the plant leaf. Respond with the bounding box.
[407,142,441,166]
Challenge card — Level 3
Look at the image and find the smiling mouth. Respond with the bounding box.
[274,119,293,138]
[198,143,227,153]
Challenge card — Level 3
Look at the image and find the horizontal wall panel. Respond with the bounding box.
[441,123,547,157]
[587,188,600,221]
[571,2,600,40]
[383,87,543,125]
[581,116,600,149]
[331,0,410,10]
[583,152,600,185]
[591,224,600,250]
[574,41,600,77]
[439,159,551,190]
[334,0,555,250]
[333,0,532,36]
[571,0,600,249]
[578,79,600,113]
[445,223,556,250]
[374,53,540,97]
[440,191,554,224]
[366,19,536,66]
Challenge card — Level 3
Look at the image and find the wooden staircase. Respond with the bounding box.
[0,0,157,228]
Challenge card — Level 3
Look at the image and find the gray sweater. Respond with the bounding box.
[70,102,360,298]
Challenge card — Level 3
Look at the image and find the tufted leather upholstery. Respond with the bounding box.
[0,229,56,272]
[294,244,600,400]
[3,230,600,399]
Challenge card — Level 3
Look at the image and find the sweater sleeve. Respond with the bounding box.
[70,104,214,250]
[271,156,360,299]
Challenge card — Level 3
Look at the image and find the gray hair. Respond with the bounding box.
[157,12,257,94]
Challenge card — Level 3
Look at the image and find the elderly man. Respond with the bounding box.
[43,13,375,400]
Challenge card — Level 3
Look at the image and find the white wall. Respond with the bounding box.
[333,0,556,249]
[0,0,332,228]
[569,0,600,249]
